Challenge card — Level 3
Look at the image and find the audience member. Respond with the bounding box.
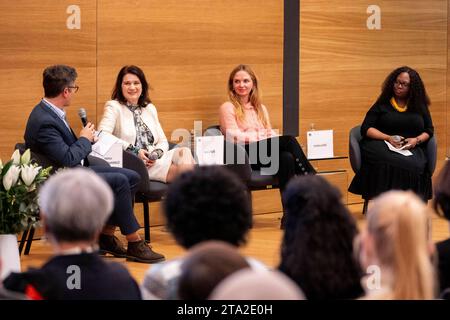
[358,190,435,299]
[433,161,450,295]
[24,64,163,263]
[3,168,141,299]
[279,175,364,300]
[141,166,265,299]
[210,269,305,300]
[99,65,195,183]
[177,241,250,300]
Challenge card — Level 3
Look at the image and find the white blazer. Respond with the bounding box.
[99,100,173,182]
[99,100,169,153]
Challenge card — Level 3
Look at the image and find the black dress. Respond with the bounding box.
[348,101,434,201]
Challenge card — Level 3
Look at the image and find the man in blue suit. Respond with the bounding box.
[24,64,164,264]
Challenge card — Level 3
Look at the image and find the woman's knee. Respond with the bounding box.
[279,151,295,165]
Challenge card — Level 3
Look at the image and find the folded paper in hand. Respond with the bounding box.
[90,132,123,167]
[384,141,413,156]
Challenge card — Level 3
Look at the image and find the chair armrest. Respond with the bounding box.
[122,150,151,193]
[426,135,437,175]
[349,126,362,173]
[87,155,110,167]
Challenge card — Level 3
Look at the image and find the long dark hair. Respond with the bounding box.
[111,65,151,107]
[433,161,450,220]
[279,175,363,300]
[376,66,430,114]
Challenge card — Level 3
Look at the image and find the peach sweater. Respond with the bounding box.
[219,102,278,144]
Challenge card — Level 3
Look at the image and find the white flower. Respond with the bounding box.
[21,149,31,165]
[11,149,21,165]
[3,165,21,191]
[21,164,40,186]
[0,158,3,170]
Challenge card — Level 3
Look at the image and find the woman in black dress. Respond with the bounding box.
[349,66,434,201]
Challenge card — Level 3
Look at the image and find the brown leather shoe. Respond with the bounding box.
[126,240,165,264]
[99,234,127,258]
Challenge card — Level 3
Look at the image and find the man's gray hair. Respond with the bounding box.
[38,168,114,242]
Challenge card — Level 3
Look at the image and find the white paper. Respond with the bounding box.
[90,142,123,167]
[307,130,334,159]
[384,141,413,156]
[92,132,119,156]
[90,132,123,167]
[195,135,224,165]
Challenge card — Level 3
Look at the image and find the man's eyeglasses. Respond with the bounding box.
[394,81,410,88]
[67,85,79,93]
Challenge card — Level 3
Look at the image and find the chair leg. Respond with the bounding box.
[143,202,151,243]
[362,199,369,215]
[19,228,29,256]
[24,227,35,255]
[247,188,254,229]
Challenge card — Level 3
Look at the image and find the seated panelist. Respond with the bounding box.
[99,65,195,183]
[24,64,164,264]
[349,66,434,201]
[219,64,316,227]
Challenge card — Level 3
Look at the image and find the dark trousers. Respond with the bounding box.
[245,135,316,192]
[90,166,141,235]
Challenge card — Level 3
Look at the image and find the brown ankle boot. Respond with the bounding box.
[99,234,127,258]
[126,240,165,264]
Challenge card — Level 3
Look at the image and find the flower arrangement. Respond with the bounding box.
[0,149,51,234]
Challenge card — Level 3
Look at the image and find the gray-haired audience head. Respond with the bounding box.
[38,168,114,243]
[209,269,305,300]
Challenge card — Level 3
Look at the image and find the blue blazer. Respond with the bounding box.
[24,101,92,167]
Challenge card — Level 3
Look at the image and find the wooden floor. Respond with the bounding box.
[19,203,450,284]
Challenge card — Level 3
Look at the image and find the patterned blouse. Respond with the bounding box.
[126,104,155,154]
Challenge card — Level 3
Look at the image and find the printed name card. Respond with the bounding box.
[307,129,334,159]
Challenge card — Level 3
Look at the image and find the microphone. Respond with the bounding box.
[148,148,164,160]
[78,108,88,127]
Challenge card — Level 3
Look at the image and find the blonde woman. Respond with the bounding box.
[219,64,315,227]
[358,190,436,300]
[99,65,195,183]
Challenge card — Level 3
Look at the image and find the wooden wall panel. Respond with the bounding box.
[96,0,283,142]
[0,1,449,211]
[0,1,97,160]
[299,0,448,203]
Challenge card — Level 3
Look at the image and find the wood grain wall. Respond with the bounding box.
[0,1,448,214]
[96,0,283,140]
[299,0,448,204]
[0,0,97,159]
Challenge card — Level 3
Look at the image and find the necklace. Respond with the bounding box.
[390,97,407,112]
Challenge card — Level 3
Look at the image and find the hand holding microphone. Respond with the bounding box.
[138,148,164,168]
[78,108,97,143]
[388,135,405,149]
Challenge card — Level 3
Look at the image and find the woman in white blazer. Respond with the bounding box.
[99,65,195,183]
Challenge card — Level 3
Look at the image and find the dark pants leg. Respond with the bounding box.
[278,151,296,192]
[246,135,315,190]
[90,166,141,235]
[277,135,316,175]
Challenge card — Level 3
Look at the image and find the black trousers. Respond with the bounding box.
[244,135,316,191]
[90,166,141,235]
